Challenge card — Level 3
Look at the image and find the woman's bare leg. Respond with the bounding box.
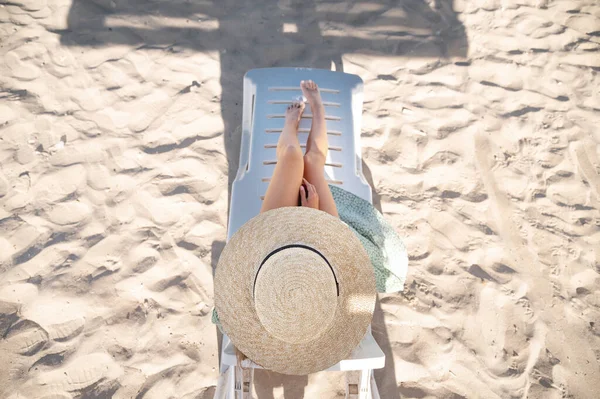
[261,101,305,213]
[301,80,338,218]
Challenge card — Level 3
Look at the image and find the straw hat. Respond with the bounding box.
[215,206,376,375]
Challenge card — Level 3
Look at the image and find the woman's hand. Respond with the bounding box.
[300,178,319,209]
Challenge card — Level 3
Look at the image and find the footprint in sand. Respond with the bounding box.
[77,235,129,281]
[4,50,40,81]
[47,318,85,342]
[2,320,49,356]
[127,91,173,133]
[0,174,9,197]
[49,141,105,167]
[32,165,86,205]
[6,223,48,267]
[571,141,600,203]
[7,0,48,12]
[33,353,120,393]
[0,104,17,125]
[47,201,92,226]
[125,243,161,274]
[546,179,593,209]
[47,47,76,78]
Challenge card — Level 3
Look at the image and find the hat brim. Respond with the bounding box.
[215,206,376,375]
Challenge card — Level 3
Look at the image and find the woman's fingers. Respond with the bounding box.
[301,178,318,209]
[300,185,307,206]
[303,178,316,191]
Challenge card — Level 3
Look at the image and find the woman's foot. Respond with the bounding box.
[285,101,305,127]
[301,80,327,160]
[301,80,324,115]
[276,101,305,160]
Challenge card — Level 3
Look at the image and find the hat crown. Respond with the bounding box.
[254,246,338,344]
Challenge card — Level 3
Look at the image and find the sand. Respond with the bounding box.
[1,0,599,398]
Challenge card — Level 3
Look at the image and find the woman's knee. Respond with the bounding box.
[277,144,304,165]
[303,150,326,170]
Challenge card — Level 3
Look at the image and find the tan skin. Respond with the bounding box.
[260,80,338,217]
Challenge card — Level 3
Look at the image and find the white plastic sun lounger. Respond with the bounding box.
[215,68,384,399]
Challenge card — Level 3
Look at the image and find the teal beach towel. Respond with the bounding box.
[330,185,408,293]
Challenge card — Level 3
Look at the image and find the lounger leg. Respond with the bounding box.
[370,371,381,399]
[214,366,234,399]
[233,366,254,399]
[346,370,375,399]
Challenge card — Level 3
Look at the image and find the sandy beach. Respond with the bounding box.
[1,0,599,397]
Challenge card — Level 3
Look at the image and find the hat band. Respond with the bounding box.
[252,244,340,298]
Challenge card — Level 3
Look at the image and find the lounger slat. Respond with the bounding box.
[263,144,342,151]
[263,160,343,168]
[267,100,341,107]
[260,146,346,165]
[262,177,344,185]
[264,128,342,136]
[266,102,344,119]
[267,114,342,121]
[268,86,340,94]
[262,89,342,105]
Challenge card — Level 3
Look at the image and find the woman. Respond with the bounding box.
[260,80,337,217]
[231,79,341,366]
[214,78,406,376]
